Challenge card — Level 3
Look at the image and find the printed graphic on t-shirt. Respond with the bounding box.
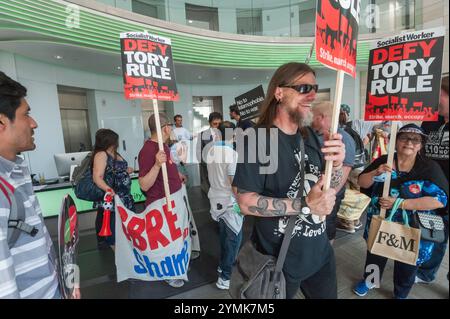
[276,146,325,238]
[425,124,449,160]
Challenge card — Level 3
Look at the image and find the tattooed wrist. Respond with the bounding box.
[249,196,288,217]
[331,167,343,189]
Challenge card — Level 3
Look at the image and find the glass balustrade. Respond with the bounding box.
[92,0,425,38]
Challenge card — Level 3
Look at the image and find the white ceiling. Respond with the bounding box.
[0,34,277,85]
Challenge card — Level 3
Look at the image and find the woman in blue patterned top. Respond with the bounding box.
[353,124,449,299]
[92,129,135,250]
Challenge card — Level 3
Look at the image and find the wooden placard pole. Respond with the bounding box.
[152,99,172,211]
[323,70,345,190]
[379,122,398,219]
[320,70,345,221]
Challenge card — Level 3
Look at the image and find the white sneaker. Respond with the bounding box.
[216,277,230,290]
[414,276,431,284]
[165,279,185,288]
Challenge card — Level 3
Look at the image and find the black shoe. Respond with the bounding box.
[97,241,110,250]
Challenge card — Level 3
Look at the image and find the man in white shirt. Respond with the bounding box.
[206,121,242,291]
[171,114,193,187]
[172,114,192,142]
[198,112,223,194]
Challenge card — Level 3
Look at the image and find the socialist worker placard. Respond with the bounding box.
[365,28,445,121]
[120,32,179,101]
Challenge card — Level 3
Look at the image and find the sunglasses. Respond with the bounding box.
[281,84,319,94]
[397,135,422,145]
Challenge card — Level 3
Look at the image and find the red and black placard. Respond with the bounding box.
[120,32,179,101]
[315,0,360,77]
[365,28,445,121]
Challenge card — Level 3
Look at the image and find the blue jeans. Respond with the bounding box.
[363,250,417,299]
[218,219,242,281]
[417,215,449,282]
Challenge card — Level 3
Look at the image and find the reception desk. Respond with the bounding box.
[35,176,145,218]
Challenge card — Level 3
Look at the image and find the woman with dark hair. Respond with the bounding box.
[353,124,448,299]
[92,128,135,249]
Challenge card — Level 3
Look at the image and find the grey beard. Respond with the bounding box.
[298,111,313,127]
[286,107,313,127]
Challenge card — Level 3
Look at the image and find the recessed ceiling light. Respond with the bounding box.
[117,66,121,70]
[232,76,237,80]
[188,20,193,24]
[197,75,202,79]
[54,55,63,60]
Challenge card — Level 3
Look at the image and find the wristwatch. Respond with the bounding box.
[301,198,311,215]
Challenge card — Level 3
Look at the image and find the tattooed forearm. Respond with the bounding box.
[249,196,288,216]
[292,198,302,213]
[330,167,343,189]
[272,199,287,216]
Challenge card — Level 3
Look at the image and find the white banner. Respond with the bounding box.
[115,186,191,282]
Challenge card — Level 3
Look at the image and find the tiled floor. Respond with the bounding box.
[169,233,449,299]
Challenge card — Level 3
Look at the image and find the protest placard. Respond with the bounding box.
[120,32,179,101]
[316,0,360,78]
[234,85,265,121]
[365,27,445,121]
[315,0,361,195]
[115,186,191,282]
[57,195,79,298]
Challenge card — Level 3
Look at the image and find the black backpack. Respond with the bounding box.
[344,122,369,168]
[72,152,105,202]
[71,152,92,185]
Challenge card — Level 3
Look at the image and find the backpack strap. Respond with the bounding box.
[273,138,306,280]
[0,175,38,248]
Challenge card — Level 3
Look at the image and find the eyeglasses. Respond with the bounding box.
[397,135,422,145]
[280,84,319,94]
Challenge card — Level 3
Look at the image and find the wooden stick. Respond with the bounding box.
[323,70,345,190]
[152,99,172,211]
[380,122,398,218]
[318,70,345,222]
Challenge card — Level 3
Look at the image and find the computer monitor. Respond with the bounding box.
[54,151,90,178]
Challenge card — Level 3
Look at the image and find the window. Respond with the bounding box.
[58,86,92,153]
[237,8,262,35]
[299,0,315,37]
[185,3,219,31]
[192,96,222,134]
[132,0,166,20]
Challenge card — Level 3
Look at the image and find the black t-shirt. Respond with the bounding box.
[421,116,449,181]
[233,127,332,281]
